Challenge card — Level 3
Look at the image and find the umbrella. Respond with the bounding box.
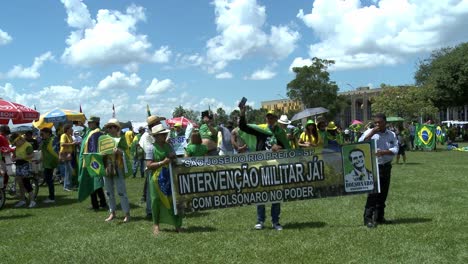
[32,115,54,129]
[165,117,198,128]
[42,108,86,123]
[0,98,40,125]
[387,116,405,122]
[351,120,363,125]
[291,107,329,121]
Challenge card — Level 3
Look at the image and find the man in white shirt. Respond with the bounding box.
[359,113,398,228]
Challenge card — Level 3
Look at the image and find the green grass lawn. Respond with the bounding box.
[1,145,467,264]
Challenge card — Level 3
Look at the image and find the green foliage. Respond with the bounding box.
[1,146,467,263]
[215,107,229,126]
[172,105,199,123]
[172,105,185,118]
[415,42,468,107]
[287,58,341,118]
[371,86,438,121]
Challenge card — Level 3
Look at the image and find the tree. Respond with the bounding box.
[172,105,185,117]
[287,57,340,118]
[371,86,439,122]
[414,43,468,107]
[184,110,200,123]
[215,107,228,125]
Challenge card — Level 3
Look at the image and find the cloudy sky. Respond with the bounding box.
[1,0,467,122]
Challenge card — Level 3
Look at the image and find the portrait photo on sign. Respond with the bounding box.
[341,143,376,193]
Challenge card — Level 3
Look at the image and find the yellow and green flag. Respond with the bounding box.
[415,124,436,150]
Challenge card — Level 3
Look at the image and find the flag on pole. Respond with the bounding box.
[147,104,151,117]
[33,104,37,110]
[414,124,436,151]
[112,104,115,118]
[79,104,83,113]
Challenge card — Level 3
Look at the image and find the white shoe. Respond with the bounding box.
[43,198,55,204]
[29,201,37,208]
[254,222,264,230]
[272,223,283,231]
[14,200,26,208]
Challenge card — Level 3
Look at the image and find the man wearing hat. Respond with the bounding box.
[170,123,185,138]
[238,106,290,231]
[278,114,296,149]
[77,116,107,210]
[139,115,166,218]
[326,121,343,152]
[199,110,218,156]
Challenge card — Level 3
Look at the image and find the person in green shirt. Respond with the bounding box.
[185,130,208,157]
[199,110,218,156]
[40,128,59,203]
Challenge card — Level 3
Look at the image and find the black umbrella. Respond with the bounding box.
[291,107,329,121]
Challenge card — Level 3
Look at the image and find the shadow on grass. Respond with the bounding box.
[285,221,327,229]
[184,211,211,218]
[183,225,217,233]
[388,217,432,225]
[0,214,33,220]
[394,162,422,165]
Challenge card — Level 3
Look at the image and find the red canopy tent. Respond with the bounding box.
[165,117,198,128]
[0,99,40,125]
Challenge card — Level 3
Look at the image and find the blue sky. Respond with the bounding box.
[1,0,467,122]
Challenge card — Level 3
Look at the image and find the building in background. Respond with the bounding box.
[261,99,303,113]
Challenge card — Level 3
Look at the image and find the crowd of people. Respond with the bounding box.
[1,106,407,236]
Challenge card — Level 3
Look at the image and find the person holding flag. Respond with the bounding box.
[78,116,107,211]
[102,118,131,223]
[146,124,182,236]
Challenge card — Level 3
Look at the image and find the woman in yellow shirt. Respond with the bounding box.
[59,124,76,191]
[298,120,318,148]
[10,133,35,208]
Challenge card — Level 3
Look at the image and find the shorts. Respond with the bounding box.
[15,162,31,178]
[398,144,406,155]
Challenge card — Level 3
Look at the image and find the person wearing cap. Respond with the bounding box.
[298,120,319,148]
[40,127,59,204]
[238,106,290,231]
[140,115,166,218]
[102,118,131,223]
[10,133,36,208]
[199,110,218,156]
[77,116,107,211]
[130,127,146,178]
[170,122,185,138]
[326,121,343,152]
[146,124,182,236]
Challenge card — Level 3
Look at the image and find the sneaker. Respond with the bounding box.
[28,201,37,208]
[43,198,56,204]
[14,200,27,208]
[272,223,283,231]
[64,188,72,192]
[254,222,264,230]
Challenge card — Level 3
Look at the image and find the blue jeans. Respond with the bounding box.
[59,161,72,189]
[103,169,130,214]
[132,158,145,177]
[257,203,281,224]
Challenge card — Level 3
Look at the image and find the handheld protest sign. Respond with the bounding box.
[99,134,117,155]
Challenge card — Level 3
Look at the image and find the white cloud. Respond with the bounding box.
[205,0,300,72]
[144,78,174,95]
[61,1,171,66]
[97,71,141,90]
[0,29,12,45]
[246,68,276,80]
[289,57,313,71]
[3,52,53,79]
[215,72,233,79]
[78,72,91,79]
[296,0,468,70]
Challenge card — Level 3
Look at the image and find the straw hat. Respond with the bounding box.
[103,118,121,129]
[147,115,165,126]
[151,124,171,135]
[278,115,291,125]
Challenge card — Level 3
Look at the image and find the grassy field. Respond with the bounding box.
[1,145,467,264]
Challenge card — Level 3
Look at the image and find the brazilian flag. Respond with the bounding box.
[150,165,182,227]
[83,153,105,177]
[415,124,436,151]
